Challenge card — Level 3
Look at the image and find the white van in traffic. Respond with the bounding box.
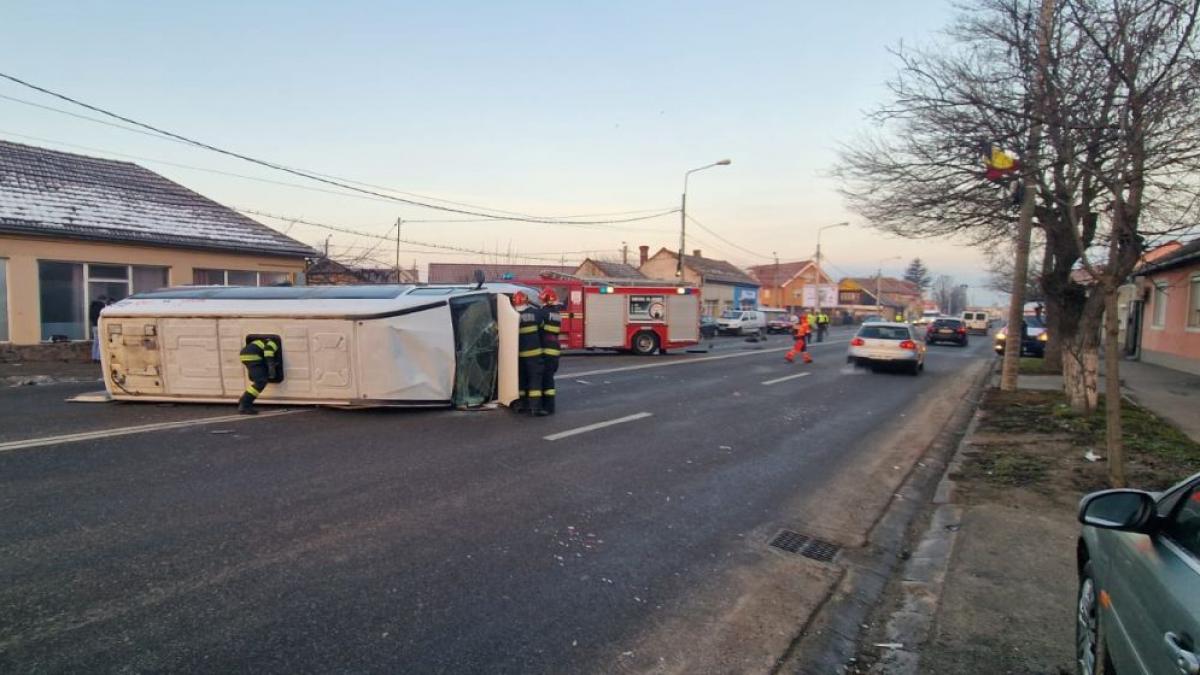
[961,310,990,334]
[717,309,767,337]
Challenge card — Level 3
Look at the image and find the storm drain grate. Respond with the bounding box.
[769,530,841,562]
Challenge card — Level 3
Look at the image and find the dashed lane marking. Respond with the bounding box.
[559,339,847,379]
[761,372,812,386]
[543,412,654,442]
[0,409,307,453]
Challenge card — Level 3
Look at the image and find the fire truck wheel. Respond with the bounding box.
[631,331,660,356]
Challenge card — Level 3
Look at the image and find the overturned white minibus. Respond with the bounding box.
[97,284,527,408]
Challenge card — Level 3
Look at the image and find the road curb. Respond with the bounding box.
[866,410,982,675]
[773,357,993,673]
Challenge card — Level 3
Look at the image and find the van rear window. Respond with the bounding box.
[859,326,910,340]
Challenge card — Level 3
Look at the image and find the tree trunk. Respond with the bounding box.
[1104,282,1126,487]
[1064,293,1103,414]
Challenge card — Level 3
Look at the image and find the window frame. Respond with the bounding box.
[39,261,171,341]
[1160,483,1200,561]
[191,269,292,287]
[0,257,8,343]
[1151,281,1169,329]
[1187,273,1200,332]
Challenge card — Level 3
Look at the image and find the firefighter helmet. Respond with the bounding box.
[539,287,558,305]
[512,291,528,307]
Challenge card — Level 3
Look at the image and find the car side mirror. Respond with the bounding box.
[1078,489,1157,533]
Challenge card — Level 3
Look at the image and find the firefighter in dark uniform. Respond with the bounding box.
[237,337,278,414]
[538,288,563,416]
[513,291,544,414]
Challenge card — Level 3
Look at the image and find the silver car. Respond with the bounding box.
[846,321,926,375]
[1076,472,1200,675]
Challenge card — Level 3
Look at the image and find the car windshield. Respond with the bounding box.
[719,311,743,320]
[859,325,911,340]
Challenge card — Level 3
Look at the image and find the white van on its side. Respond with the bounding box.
[961,310,990,334]
[716,309,767,337]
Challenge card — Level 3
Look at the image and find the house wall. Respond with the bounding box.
[0,234,307,348]
[639,252,702,286]
[1140,263,1200,375]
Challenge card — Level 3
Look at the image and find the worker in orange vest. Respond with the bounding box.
[785,315,813,364]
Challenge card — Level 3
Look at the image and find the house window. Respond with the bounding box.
[39,262,171,341]
[1189,274,1200,329]
[193,269,291,286]
[1152,282,1169,328]
[0,258,8,341]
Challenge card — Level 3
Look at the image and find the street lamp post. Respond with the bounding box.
[815,221,849,314]
[678,159,732,280]
[876,255,902,317]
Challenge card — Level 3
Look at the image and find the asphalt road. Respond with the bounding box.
[0,329,993,673]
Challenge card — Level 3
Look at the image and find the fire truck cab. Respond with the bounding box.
[517,273,702,355]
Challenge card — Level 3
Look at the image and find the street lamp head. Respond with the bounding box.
[715,159,732,166]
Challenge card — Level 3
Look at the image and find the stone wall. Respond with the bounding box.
[0,342,92,363]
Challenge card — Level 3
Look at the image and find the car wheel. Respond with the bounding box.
[631,331,660,356]
[909,361,921,376]
[1076,560,1115,675]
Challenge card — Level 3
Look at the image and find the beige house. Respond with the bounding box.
[0,140,314,359]
[638,246,759,315]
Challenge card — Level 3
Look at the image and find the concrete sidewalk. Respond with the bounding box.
[1119,359,1200,443]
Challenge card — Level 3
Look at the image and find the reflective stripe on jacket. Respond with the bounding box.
[518,306,543,358]
[540,305,562,357]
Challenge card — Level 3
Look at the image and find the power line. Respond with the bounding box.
[243,209,576,262]
[0,71,678,226]
[0,128,678,234]
[684,214,774,260]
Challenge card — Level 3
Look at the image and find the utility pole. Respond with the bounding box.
[773,252,780,310]
[394,217,402,282]
[815,222,849,314]
[622,242,629,265]
[324,234,331,258]
[1000,0,1054,392]
[677,159,731,280]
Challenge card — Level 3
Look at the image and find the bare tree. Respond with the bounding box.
[836,0,1200,485]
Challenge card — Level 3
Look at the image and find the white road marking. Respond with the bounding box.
[0,409,306,453]
[559,339,847,379]
[761,372,812,386]
[543,412,653,442]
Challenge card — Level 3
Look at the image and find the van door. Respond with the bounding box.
[448,293,499,407]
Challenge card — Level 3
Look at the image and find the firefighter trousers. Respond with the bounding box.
[238,363,269,411]
[517,355,544,412]
[540,356,558,415]
[785,337,812,363]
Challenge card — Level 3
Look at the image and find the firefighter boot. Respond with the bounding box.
[803,352,813,365]
[237,394,258,415]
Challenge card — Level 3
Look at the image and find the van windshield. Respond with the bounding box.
[719,311,743,320]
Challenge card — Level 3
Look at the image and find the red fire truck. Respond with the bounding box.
[517,273,702,355]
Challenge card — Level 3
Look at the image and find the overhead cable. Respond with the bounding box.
[0,72,677,226]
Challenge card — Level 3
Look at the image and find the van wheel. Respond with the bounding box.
[632,331,660,356]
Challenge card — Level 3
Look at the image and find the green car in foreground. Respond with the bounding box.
[1076,472,1200,675]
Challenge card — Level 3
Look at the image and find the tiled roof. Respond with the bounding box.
[1138,238,1200,274]
[427,262,576,283]
[0,139,316,257]
[648,248,757,285]
[582,259,645,278]
[842,277,922,295]
[747,260,815,287]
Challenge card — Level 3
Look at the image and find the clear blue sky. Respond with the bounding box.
[0,1,999,304]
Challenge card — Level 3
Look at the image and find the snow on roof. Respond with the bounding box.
[0,139,316,258]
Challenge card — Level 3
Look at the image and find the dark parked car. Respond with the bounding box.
[1076,472,1200,675]
[994,316,1047,357]
[925,317,969,346]
[767,315,796,334]
[699,315,718,339]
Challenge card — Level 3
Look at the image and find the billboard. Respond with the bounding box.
[800,284,839,308]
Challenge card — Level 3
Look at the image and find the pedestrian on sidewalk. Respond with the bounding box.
[785,315,813,364]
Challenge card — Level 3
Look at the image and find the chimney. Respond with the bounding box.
[639,245,649,266]
[692,249,702,258]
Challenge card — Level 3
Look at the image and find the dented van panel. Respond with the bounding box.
[97,284,519,408]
